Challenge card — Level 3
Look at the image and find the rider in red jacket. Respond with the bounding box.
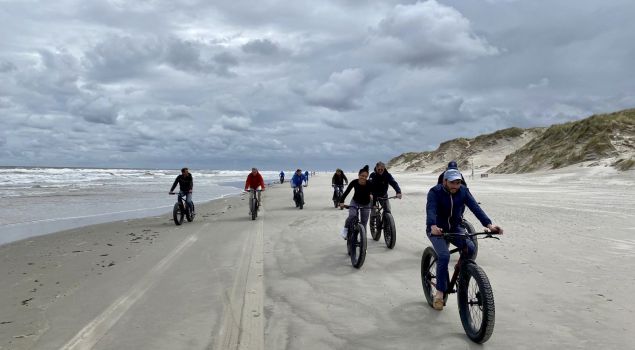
[245,168,266,191]
[245,168,266,206]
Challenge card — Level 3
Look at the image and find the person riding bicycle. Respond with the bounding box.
[279,170,285,183]
[331,168,348,202]
[291,169,306,206]
[338,165,373,239]
[244,167,266,205]
[304,170,310,186]
[169,167,194,214]
[426,168,503,311]
[437,160,467,186]
[369,162,402,223]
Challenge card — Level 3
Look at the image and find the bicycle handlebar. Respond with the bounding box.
[375,196,398,200]
[442,231,502,240]
[341,204,371,210]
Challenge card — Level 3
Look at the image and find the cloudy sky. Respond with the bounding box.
[1,0,634,170]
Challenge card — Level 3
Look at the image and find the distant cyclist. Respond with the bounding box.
[169,167,194,214]
[437,160,467,187]
[338,165,372,239]
[369,162,402,221]
[279,170,285,184]
[244,167,265,204]
[304,170,310,186]
[332,168,348,202]
[426,168,503,311]
[291,169,306,206]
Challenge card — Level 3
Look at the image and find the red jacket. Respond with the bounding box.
[245,172,266,190]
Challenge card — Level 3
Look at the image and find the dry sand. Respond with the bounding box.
[2,169,635,349]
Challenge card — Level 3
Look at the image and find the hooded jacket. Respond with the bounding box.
[245,172,265,190]
[291,173,305,187]
[426,184,491,233]
[369,170,401,196]
[170,174,193,192]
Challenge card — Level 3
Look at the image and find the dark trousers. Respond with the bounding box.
[426,226,475,293]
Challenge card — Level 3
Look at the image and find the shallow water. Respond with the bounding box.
[0,167,279,245]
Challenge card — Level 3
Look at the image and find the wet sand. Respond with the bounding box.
[1,170,635,349]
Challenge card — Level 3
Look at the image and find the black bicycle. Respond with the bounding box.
[280,175,284,184]
[293,186,304,209]
[420,231,501,343]
[170,192,195,225]
[332,184,344,208]
[247,189,261,220]
[369,196,398,249]
[341,204,369,268]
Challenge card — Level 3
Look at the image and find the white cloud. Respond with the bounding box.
[367,0,498,67]
[304,68,367,111]
[219,115,251,131]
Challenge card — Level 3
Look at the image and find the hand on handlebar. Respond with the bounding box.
[486,224,503,234]
[396,193,402,199]
[431,225,443,236]
[338,203,345,209]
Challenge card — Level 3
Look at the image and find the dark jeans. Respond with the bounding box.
[371,197,391,219]
[426,226,475,293]
[332,185,344,200]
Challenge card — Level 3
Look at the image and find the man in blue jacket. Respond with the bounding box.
[426,169,503,311]
[291,169,306,206]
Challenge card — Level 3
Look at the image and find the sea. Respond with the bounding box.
[0,167,279,246]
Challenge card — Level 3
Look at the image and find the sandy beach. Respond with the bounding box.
[2,170,635,349]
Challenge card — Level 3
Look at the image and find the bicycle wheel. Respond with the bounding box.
[383,212,396,249]
[299,192,304,209]
[251,197,257,220]
[421,247,448,307]
[458,262,495,343]
[173,203,184,226]
[462,219,478,260]
[349,223,367,268]
[369,212,381,241]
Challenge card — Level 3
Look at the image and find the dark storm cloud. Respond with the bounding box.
[242,39,280,56]
[1,0,633,169]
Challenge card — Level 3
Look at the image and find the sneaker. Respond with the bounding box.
[340,227,348,239]
[433,297,444,311]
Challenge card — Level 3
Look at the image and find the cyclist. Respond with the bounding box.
[291,169,306,206]
[369,162,402,224]
[426,168,503,311]
[279,170,285,184]
[338,165,372,239]
[437,160,467,186]
[244,167,265,206]
[169,167,194,214]
[304,170,310,186]
[331,168,348,204]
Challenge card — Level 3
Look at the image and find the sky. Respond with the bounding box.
[1,0,634,170]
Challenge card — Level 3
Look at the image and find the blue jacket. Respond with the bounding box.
[291,173,305,187]
[426,184,491,233]
[369,171,401,196]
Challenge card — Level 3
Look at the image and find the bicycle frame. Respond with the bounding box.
[431,232,499,294]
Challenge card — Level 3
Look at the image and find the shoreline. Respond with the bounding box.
[0,191,242,248]
[0,180,276,248]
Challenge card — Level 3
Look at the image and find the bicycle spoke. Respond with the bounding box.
[467,277,483,331]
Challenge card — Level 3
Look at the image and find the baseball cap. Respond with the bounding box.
[444,169,462,181]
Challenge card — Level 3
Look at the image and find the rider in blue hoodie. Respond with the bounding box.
[291,169,306,205]
[426,169,503,311]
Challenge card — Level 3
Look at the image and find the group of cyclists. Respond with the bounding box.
[169,160,503,312]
